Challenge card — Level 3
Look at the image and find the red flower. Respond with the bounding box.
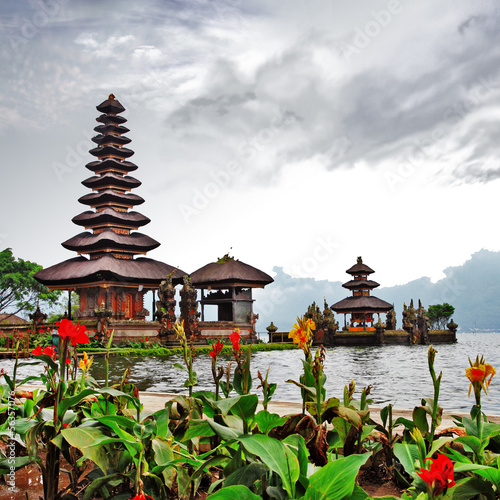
[417,453,455,496]
[130,493,154,500]
[57,318,89,345]
[210,340,224,359]
[42,346,57,360]
[31,346,43,356]
[0,368,7,375]
[66,358,71,365]
[229,330,241,351]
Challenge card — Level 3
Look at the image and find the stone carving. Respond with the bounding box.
[385,307,396,330]
[180,275,200,338]
[304,299,339,344]
[154,273,177,336]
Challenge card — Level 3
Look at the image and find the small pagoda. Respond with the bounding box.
[331,257,392,331]
[35,95,185,327]
[190,255,273,340]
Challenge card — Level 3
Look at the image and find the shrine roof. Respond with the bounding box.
[96,95,126,114]
[72,208,150,228]
[190,258,274,288]
[86,158,138,173]
[82,173,141,190]
[94,123,130,135]
[78,189,145,207]
[34,255,185,288]
[331,295,392,313]
[89,144,134,159]
[96,114,127,125]
[91,134,131,146]
[346,262,375,275]
[62,230,160,254]
[342,279,380,290]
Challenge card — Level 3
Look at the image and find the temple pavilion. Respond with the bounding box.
[190,255,273,340]
[331,257,392,331]
[34,95,185,329]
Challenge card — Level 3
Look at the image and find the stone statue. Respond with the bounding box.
[447,319,458,334]
[180,275,200,338]
[385,307,396,330]
[416,299,429,344]
[155,273,177,336]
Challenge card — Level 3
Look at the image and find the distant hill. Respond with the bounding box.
[254,249,500,333]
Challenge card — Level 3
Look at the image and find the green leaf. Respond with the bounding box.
[224,462,269,488]
[238,434,300,498]
[394,442,419,475]
[254,410,286,435]
[182,419,215,442]
[208,485,262,500]
[427,437,453,458]
[455,435,483,456]
[473,466,500,489]
[207,419,243,441]
[152,437,174,466]
[412,406,429,435]
[304,453,371,500]
[0,456,34,474]
[61,427,112,474]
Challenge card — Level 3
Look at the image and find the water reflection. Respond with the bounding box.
[2,332,499,414]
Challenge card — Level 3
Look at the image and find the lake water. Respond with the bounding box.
[2,332,499,414]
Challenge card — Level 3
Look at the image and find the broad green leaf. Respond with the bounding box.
[394,442,419,475]
[207,419,242,441]
[412,406,429,435]
[344,483,371,499]
[182,419,215,442]
[427,437,453,458]
[455,435,483,456]
[0,456,34,474]
[224,462,269,488]
[238,434,300,498]
[152,437,174,466]
[304,453,370,500]
[208,485,262,499]
[61,427,112,474]
[473,466,500,489]
[254,410,286,435]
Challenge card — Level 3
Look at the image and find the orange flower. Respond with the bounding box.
[466,356,496,397]
[289,316,316,350]
[78,351,93,371]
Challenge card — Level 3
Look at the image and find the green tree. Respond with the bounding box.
[0,248,61,320]
[427,303,455,330]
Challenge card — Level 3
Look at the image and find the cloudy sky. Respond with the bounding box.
[2,0,500,292]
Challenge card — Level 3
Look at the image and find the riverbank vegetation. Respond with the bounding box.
[1,317,499,499]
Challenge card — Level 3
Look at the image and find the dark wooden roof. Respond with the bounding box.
[62,231,160,254]
[82,173,141,190]
[96,95,126,114]
[94,123,130,135]
[191,259,273,288]
[72,208,150,228]
[331,296,392,313]
[346,262,375,275]
[342,279,380,290]
[78,189,145,207]
[96,114,127,125]
[92,134,131,146]
[89,144,134,159]
[34,255,185,288]
[86,158,138,174]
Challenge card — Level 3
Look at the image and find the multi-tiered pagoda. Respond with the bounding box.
[35,95,184,323]
[331,257,392,331]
